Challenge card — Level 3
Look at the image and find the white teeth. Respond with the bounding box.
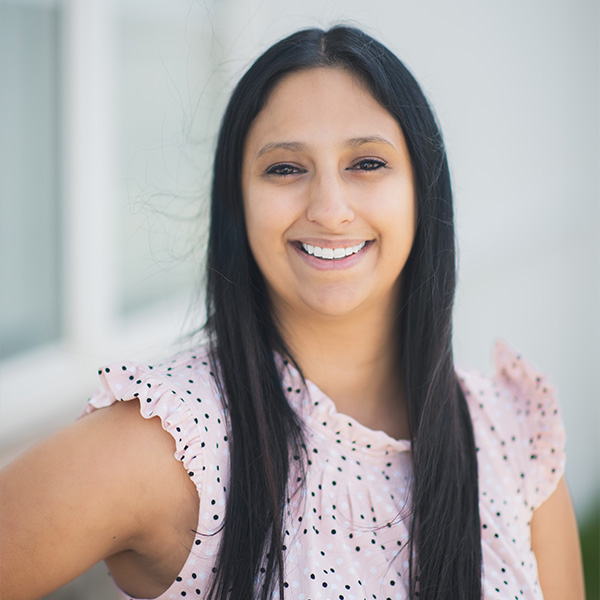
[301,241,366,260]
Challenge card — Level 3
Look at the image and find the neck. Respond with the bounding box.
[276,301,409,440]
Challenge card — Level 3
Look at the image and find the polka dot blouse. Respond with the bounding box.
[84,340,565,599]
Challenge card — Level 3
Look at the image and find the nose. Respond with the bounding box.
[305,170,354,229]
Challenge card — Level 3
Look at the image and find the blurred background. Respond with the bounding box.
[0,0,598,598]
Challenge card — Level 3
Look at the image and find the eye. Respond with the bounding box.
[265,163,305,176]
[348,158,388,171]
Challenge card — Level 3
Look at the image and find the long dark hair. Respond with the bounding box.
[204,26,481,599]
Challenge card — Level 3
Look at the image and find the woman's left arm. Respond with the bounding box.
[530,476,585,600]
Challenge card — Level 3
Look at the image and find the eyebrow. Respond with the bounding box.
[256,141,308,158]
[345,135,396,149]
[255,135,396,158]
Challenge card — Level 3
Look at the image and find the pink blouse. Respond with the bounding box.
[85,340,565,599]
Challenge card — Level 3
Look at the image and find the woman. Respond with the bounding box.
[0,26,583,600]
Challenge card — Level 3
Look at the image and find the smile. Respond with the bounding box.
[301,241,366,260]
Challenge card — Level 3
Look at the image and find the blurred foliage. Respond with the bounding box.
[580,501,599,600]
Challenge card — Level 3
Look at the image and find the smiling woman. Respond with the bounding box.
[0,25,584,600]
[241,67,416,441]
[242,68,416,327]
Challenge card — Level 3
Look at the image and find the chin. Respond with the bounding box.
[299,290,371,319]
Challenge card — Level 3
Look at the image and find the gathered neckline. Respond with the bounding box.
[277,355,412,456]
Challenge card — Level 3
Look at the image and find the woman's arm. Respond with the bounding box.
[530,476,585,600]
[0,400,198,600]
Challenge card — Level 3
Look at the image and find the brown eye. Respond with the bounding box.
[349,159,387,171]
[265,163,304,176]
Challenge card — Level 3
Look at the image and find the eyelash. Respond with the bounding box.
[348,158,388,171]
[265,163,304,176]
[264,158,387,177]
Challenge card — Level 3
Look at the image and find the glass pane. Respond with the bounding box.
[115,1,220,315]
[0,1,62,359]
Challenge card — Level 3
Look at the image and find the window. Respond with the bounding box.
[0,1,62,360]
[0,0,219,443]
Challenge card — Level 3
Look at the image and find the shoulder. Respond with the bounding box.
[87,343,219,412]
[0,387,197,600]
[82,343,230,519]
[86,340,230,492]
[457,340,566,511]
[86,343,227,455]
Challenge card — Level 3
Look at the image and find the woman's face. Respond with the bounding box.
[241,67,416,324]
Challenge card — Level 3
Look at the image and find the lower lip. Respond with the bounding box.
[291,242,372,271]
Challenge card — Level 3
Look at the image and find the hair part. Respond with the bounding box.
[204,25,481,599]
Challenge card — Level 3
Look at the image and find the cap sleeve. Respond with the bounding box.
[82,361,207,499]
[493,341,567,510]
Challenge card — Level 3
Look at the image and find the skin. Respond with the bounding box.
[0,67,585,600]
[531,477,585,599]
[0,401,198,600]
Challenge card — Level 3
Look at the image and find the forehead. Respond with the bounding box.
[244,67,404,153]
[266,66,373,106]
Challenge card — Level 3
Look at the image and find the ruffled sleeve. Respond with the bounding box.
[82,362,207,493]
[492,340,567,510]
[80,352,233,599]
[81,350,232,539]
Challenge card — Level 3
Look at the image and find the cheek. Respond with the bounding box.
[376,187,416,232]
[244,189,269,240]
[245,188,297,244]
[378,193,417,263]
[246,206,279,250]
[244,196,290,275]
